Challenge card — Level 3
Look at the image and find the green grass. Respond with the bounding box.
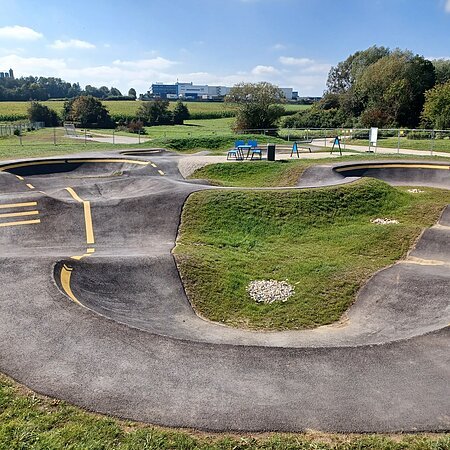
[0,128,155,160]
[192,160,308,186]
[0,100,310,122]
[350,136,450,153]
[190,155,450,187]
[0,373,448,449]
[174,179,450,330]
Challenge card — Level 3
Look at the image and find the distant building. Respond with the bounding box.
[149,82,231,100]
[0,68,14,79]
[147,81,298,101]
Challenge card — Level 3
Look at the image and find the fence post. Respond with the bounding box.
[53,128,56,146]
[113,130,115,145]
[138,128,141,144]
[430,130,435,156]
[84,128,87,146]
[397,130,400,153]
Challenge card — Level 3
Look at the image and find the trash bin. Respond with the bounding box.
[267,143,276,161]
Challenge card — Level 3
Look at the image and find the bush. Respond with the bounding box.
[126,120,146,134]
[63,95,115,128]
[406,131,431,140]
[27,101,59,126]
[137,99,173,126]
[0,114,27,122]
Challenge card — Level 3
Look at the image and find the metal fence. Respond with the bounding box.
[236,127,450,156]
[0,121,45,137]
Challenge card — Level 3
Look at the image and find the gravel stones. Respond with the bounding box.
[370,218,399,225]
[247,280,295,304]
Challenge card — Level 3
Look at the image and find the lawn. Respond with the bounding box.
[0,373,448,449]
[349,136,450,153]
[190,154,450,187]
[174,179,450,330]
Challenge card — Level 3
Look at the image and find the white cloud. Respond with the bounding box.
[0,54,67,73]
[50,39,96,50]
[0,49,329,96]
[279,56,314,66]
[270,43,286,51]
[112,57,177,70]
[446,0,450,12]
[0,25,43,40]
[251,65,280,75]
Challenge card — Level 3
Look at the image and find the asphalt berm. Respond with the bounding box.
[0,150,449,432]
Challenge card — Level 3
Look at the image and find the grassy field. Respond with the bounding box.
[0,119,299,157]
[350,136,450,153]
[175,179,450,330]
[1,373,448,450]
[0,100,310,121]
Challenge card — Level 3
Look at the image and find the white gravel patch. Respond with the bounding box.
[370,218,399,225]
[247,280,294,304]
[407,188,425,194]
[177,156,228,178]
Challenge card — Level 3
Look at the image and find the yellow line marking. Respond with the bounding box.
[151,163,157,168]
[60,265,82,306]
[26,183,35,190]
[65,187,95,245]
[65,187,84,203]
[0,160,66,171]
[83,202,95,244]
[158,170,165,176]
[0,210,39,219]
[336,163,450,173]
[67,158,149,165]
[0,158,148,172]
[71,254,87,261]
[70,247,95,260]
[0,202,37,209]
[0,219,40,227]
[15,175,24,181]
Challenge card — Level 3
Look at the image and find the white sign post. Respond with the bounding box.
[369,127,378,153]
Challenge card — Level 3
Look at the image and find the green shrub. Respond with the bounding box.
[0,113,27,122]
[406,131,431,140]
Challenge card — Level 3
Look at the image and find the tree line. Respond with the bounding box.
[0,76,137,101]
[28,96,190,131]
[283,46,450,130]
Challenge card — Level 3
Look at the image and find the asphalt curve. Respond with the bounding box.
[0,152,449,433]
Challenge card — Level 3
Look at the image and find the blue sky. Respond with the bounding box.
[0,0,449,96]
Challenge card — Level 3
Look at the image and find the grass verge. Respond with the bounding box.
[174,179,450,330]
[190,155,450,187]
[0,373,448,449]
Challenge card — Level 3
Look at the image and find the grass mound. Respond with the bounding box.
[191,160,309,187]
[174,179,450,330]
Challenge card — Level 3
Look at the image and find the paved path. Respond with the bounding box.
[0,150,448,432]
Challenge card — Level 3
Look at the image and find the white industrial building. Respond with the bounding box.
[149,82,295,100]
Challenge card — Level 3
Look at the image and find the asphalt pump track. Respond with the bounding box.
[0,151,449,433]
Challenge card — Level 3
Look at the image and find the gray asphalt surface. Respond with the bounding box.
[0,151,449,432]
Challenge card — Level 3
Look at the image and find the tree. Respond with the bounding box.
[432,59,450,85]
[62,95,114,128]
[421,81,450,129]
[326,46,390,94]
[225,82,285,131]
[137,99,173,125]
[354,51,435,127]
[128,88,137,99]
[109,87,122,97]
[27,101,59,126]
[172,101,190,125]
